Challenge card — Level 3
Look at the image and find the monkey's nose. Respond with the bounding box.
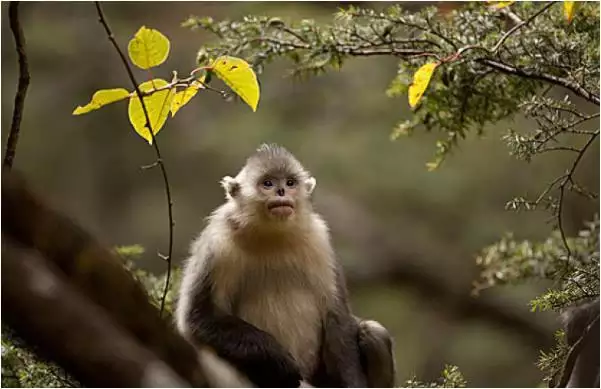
[276,188,285,196]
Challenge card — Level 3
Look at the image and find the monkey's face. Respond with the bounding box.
[257,175,302,220]
[221,145,317,226]
[222,170,316,225]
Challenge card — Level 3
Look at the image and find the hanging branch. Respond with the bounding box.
[3,2,31,170]
[94,1,174,317]
[556,132,599,265]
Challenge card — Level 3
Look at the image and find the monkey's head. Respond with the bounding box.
[221,144,316,225]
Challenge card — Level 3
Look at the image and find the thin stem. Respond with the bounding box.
[4,2,31,171]
[556,132,599,263]
[94,1,174,317]
[490,2,556,53]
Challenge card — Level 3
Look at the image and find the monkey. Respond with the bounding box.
[175,144,395,387]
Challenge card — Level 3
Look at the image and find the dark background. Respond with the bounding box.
[2,2,599,386]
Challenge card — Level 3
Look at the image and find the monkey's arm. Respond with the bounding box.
[312,263,367,388]
[177,261,302,388]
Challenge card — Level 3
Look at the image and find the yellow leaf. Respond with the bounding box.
[128,26,170,70]
[408,62,438,109]
[127,79,175,144]
[170,79,204,117]
[73,88,130,115]
[564,1,577,23]
[211,56,260,111]
[487,1,516,9]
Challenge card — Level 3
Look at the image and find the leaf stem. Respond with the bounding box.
[94,1,174,317]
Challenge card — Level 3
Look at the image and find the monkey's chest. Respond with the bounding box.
[237,285,323,377]
[214,259,330,379]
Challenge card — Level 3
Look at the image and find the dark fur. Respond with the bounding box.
[183,260,302,387]
[309,263,367,387]
[180,255,370,387]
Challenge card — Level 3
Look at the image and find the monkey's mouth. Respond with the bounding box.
[267,199,295,217]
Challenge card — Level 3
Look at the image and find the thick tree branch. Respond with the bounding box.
[94,1,174,317]
[2,239,188,388]
[3,2,31,170]
[1,173,205,386]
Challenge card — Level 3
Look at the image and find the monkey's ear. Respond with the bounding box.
[220,176,240,199]
[305,177,317,195]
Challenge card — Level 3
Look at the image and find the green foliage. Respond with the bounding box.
[1,326,78,388]
[537,330,568,387]
[403,365,467,388]
[474,217,600,310]
[184,2,599,166]
[117,245,182,316]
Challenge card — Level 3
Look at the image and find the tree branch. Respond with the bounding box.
[2,239,188,388]
[3,2,31,171]
[490,2,555,53]
[94,1,174,317]
[556,132,599,263]
[1,173,206,386]
[479,58,600,105]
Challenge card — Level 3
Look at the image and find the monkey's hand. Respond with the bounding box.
[204,317,302,388]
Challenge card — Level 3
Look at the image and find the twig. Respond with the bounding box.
[3,2,30,170]
[534,174,568,206]
[94,2,174,317]
[500,8,524,25]
[479,58,601,105]
[555,314,600,387]
[491,2,556,53]
[556,132,599,265]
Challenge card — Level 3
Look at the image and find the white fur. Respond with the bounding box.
[220,176,238,200]
[305,177,317,195]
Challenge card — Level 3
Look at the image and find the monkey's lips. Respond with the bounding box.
[267,199,295,217]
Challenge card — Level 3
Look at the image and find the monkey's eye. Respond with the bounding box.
[262,179,273,188]
[286,179,296,187]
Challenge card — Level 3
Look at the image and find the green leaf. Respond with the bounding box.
[128,26,170,70]
[127,79,175,144]
[210,56,260,111]
[72,88,130,115]
[170,79,204,117]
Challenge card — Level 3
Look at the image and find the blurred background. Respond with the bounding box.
[2,2,599,387]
